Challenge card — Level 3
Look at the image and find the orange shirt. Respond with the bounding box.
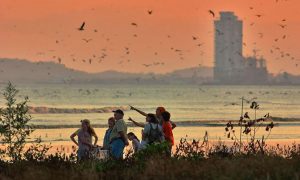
[162,121,174,145]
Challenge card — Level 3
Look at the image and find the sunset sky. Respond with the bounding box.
[1,0,299,74]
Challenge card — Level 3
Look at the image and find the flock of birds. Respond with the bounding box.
[30,0,299,77]
[207,3,299,68]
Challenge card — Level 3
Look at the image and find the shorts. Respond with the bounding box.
[110,138,125,159]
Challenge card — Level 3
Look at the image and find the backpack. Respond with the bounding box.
[147,123,162,144]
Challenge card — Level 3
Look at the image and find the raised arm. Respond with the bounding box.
[130,105,147,116]
[128,117,145,128]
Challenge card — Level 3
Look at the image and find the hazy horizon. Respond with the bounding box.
[1,0,300,74]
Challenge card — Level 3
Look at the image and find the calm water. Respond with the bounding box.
[0,84,299,125]
[0,83,299,143]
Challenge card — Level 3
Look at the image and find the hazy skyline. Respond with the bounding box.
[1,0,300,74]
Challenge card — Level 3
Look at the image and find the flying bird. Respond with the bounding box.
[143,64,151,67]
[279,24,287,28]
[82,38,92,43]
[131,23,138,27]
[147,10,153,15]
[192,36,198,40]
[255,14,262,18]
[78,22,85,31]
[208,10,215,17]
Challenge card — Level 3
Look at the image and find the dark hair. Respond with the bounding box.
[127,132,139,141]
[147,113,159,124]
[161,111,171,122]
[108,117,115,123]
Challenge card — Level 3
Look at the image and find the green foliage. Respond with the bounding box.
[134,142,169,159]
[0,82,51,162]
[0,82,34,161]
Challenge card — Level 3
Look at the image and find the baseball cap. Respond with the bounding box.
[113,109,124,115]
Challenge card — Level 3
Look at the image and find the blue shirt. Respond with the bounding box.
[103,128,112,150]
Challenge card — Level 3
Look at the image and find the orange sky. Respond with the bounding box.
[1,0,300,74]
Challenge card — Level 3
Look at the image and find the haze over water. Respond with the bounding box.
[1,83,299,145]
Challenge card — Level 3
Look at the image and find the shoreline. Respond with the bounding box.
[31,118,300,129]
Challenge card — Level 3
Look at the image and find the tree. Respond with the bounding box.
[0,82,34,161]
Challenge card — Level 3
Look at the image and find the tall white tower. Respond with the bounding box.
[214,12,244,83]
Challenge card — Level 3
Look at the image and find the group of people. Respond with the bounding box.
[70,106,176,160]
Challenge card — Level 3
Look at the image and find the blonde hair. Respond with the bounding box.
[81,119,96,136]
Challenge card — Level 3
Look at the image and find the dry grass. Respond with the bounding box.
[1,140,300,180]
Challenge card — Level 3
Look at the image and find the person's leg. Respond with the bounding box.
[77,149,85,162]
[77,150,81,162]
[110,139,125,159]
[167,144,172,157]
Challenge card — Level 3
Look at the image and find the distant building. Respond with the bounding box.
[213,12,269,84]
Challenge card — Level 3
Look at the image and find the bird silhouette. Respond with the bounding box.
[279,24,287,28]
[208,10,215,17]
[147,10,153,15]
[131,23,138,27]
[143,64,151,67]
[78,22,85,31]
[82,38,92,43]
[255,14,262,18]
